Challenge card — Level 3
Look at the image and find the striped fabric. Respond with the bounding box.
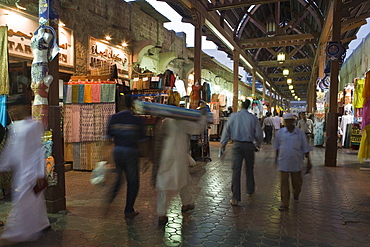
[134,101,214,123]
[80,104,95,142]
[65,84,72,103]
[71,104,81,142]
[63,105,73,142]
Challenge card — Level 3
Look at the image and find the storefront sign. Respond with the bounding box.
[88,37,130,77]
[0,8,74,67]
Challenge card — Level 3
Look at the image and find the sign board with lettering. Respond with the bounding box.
[88,37,130,78]
[0,8,74,67]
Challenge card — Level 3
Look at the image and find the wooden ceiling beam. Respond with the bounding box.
[274,80,309,85]
[258,59,314,67]
[268,72,311,78]
[239,32,319,45]
[341,20,367,34]
[243,39,316,49]
[207,0,289,11]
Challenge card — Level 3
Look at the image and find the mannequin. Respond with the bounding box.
[30,26,59,126]
[340,111,353,146]
[190,81,202,109]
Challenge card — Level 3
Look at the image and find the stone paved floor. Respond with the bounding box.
[0,142,370,246]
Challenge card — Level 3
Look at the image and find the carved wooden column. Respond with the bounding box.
[192,9,204,86]
[325,0,341,167]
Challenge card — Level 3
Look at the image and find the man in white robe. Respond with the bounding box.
[156,108,207,225]
[0,94,50,242]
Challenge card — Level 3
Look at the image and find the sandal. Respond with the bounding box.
[181,204,195,213]
[278,205,289,211]
[125,211,139,218]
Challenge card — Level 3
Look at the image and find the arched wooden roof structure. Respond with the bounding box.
[160,0,370,102]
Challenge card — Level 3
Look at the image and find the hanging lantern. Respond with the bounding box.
[287,78,292,84]
[288,85,293,90]
[283,68,289,76]
[277,52,286,64]
[266,16,276,37]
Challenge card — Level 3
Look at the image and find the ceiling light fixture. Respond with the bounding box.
[277,52,286,64]
[283,68,289,76]
[287,78,292,84]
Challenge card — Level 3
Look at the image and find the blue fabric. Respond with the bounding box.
[78,84,84,103]
[0,95,6,127]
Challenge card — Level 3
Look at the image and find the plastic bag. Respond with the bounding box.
[91,161,107,186]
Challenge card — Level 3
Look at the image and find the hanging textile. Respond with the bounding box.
[363,71,370,101]
[353,78,365,108]
[358,125,370,163]
[0,95,6,127]
[0,27,9,95]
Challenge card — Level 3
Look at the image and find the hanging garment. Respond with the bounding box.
[358,125,370,163]
[363,71,370,100]
[341,114,353,146]
[78,84,85,103]
[353,78,365,108]
[84,83,92,103]
[362,98,370,129]
[190,84,202,109]
[202,82,211,103]
[0,27,9,95]
[0,95,6,127]
[313,115,325,146]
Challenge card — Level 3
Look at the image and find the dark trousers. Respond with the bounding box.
[280,171,302,207]
[109,146,140,215]
[231,142,255,201]
[264,126,273,144]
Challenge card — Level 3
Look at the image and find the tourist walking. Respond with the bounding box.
[220,100,263,206]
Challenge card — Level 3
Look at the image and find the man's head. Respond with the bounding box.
[283,113,296,129]
[301,112,307,120]
[266,112,271,117]
[7,94,30,121]
[241,100,251,110]
[275,112,279,116]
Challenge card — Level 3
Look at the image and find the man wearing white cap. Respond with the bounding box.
[273,113,312,211]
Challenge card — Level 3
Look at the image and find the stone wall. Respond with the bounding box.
[2,0,189,76]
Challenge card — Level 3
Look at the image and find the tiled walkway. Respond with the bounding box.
[1,142,369,246]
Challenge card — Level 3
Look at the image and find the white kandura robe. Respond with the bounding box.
[156,115,207,191]
[0,119,50,242]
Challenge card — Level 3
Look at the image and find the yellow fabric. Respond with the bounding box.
[353,79,365,108]
[358,125,370,163]
[0,26,9,95]
[363,71,370,100]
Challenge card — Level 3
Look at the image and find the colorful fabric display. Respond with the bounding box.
[91,83,101,103]
[134,101,213,123]
[84,83,92,103]
[100,82,116,102]
[71,84,79,103]
[65,84,72,103]
[78,84,85,103]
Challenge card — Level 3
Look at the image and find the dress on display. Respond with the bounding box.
[341,114,354,146]
[353,78,365,108]
[313,115,325,146]
[190,84,202,109]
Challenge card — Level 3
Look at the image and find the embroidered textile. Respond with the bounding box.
[92,84,101,103]
[0,27,9,95]
[84,84,92,103]
[71,85,79,103]
[71,104,81,142]
[78,84,85,103]
[32,104,48,127]
[80,104,94,142]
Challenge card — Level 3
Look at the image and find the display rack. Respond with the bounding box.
[350,124,361,149]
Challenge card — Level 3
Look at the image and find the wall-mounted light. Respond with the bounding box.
[277,52,286,64]
[287,78,292,84]
[105,36,112,41]
[121,42,128,47]
[283,68,289,76]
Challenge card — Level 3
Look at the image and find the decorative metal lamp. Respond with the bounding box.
[287,78,292,84]
[266,16,276,37]
[288,85,293,90]
[283,68,289,76]
[277,52,286,64]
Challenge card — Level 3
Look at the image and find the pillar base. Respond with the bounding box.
[46,197,67,214]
